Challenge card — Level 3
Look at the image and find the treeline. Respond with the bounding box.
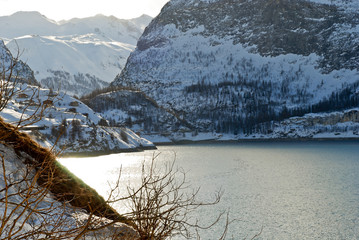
[81,85,141,103]
[83,88,183,133]
[183,79,359,135]
[83,72,359,136]
[311,83,359,113]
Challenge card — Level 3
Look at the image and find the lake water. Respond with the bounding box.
[60,141,359,239]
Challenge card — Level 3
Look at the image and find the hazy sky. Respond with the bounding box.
[0,0,170,20]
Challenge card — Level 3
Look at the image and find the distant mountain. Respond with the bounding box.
[0,37,154,154]
[109,0,359,140]
[0,12,152,96]
[0,11,58,39]
[129,14,154,30]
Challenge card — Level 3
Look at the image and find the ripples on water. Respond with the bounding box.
[60,141,359,239]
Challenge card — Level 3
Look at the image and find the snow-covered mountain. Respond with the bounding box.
[0,39,38,86]
[0,84,155,154]
[0,11,152,96]
[81,86,191,143]
[110,0,359,140]
[0,41,154,154]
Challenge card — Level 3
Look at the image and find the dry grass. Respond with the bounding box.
[0,117,130,224]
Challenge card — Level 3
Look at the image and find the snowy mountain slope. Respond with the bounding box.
[112,0,359,138]
[5,35,127,96]
[57,14,149,45]
[0,84,154,154]
[129,14,154,32]
[1,12,152,97]
[0,39,38,85]
[0,37,154,154]
[81,86,190,139]
[0,11,58,39]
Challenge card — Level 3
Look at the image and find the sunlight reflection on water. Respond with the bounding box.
[59,141,359,239]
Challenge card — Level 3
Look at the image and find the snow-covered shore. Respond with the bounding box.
[0,84,156,156]
[143,108,359,144]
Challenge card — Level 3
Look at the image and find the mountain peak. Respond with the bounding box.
[0,11,58,38]
[0,10,152,97]
[10,11,57,24]
[131,14,153,21]
[11,11,43,17]
[129,14,153,30]
[112,0,359,136]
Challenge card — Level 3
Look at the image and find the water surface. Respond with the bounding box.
[60,141,359,239]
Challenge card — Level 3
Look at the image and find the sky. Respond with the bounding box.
[0,0,170,21]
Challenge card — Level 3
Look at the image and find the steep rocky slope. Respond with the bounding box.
[112,0,359,138]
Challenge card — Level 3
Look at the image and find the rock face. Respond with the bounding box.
[137,0,358,72]
[262,108,359,139]
[112,0,359,136]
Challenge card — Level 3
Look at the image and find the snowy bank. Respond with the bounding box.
[0,117,139,239]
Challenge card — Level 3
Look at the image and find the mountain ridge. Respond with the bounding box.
[110,0,359,139]
[1,11,152,97]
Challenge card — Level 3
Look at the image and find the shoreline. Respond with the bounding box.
[61,145,157,158]
[155,137,359,146]
[61,137,359,158]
